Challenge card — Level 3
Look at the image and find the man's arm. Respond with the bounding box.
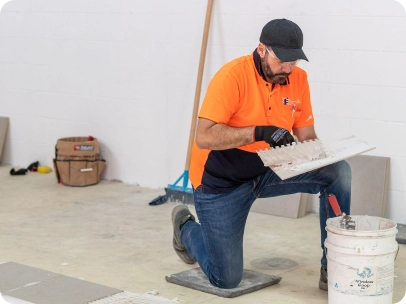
[196,117,297,150]
[292,125,317,142]
[195,118,255,150]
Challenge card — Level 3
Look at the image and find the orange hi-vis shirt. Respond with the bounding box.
[189,50,314,193]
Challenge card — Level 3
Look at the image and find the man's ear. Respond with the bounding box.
[257,43,266,58]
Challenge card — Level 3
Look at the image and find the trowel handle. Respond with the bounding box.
[328,194,342,217]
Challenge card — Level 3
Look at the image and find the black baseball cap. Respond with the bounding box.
[260,19,308,62]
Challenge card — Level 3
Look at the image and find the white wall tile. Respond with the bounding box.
[0,37,51,65]
[0,63,51,91]
[320,84,383,120]
[306,81,322,115]
[0,12,52,38]
[350,50,406,87]
[305,49,352,84]
[314,116,354,141]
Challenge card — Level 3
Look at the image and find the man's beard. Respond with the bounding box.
[261,55,291,84]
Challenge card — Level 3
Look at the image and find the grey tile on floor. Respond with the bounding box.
[3,275,121,304]
[0,262,60,294]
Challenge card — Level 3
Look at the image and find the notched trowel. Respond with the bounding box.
[328,194,356,230]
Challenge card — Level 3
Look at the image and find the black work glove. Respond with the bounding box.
[254,126,294,148]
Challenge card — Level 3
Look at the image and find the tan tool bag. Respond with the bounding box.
[53,136,106,187]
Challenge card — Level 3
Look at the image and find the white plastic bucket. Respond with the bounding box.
[325,215,399,304]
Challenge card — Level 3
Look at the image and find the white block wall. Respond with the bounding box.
[0,0,405,223]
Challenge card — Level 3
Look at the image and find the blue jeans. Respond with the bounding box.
[180,160,351,289]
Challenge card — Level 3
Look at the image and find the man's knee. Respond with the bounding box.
[336,160,352,187]
[328,160,351,186]
[209,271,243,289]
[337,160,351,176]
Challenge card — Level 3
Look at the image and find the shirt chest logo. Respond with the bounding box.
[282,98,301,106]
[282,98,302,117]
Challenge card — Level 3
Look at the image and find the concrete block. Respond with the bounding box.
[251,193,308,219]
[166,267,281,298]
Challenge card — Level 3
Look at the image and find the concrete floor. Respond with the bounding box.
[0,165,405,304]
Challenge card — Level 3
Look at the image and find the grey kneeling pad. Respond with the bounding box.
[165,267,282,298]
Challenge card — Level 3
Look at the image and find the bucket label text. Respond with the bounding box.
[329,261,394,296]
[354,279,374,290]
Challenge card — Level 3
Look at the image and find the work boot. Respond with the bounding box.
[319,266,328,291]
[172,205,196,264]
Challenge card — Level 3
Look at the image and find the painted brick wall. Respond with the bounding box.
[0,0,405,223]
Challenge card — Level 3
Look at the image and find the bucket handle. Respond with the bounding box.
[395,245,400,261]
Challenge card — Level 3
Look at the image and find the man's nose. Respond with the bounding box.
[281,64,293,73]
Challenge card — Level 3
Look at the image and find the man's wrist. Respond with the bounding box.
[252,126,257,142]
